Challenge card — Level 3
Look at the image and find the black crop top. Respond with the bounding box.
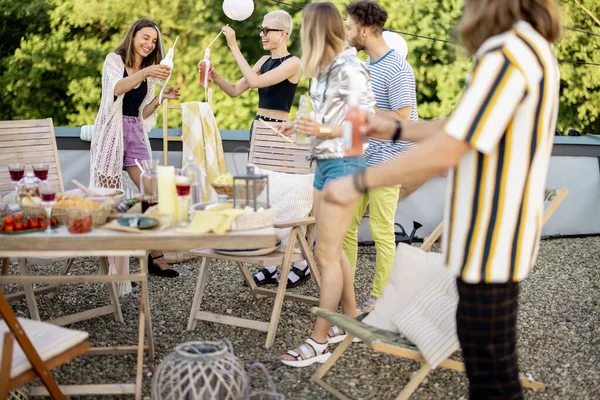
[122,69,148,117]
[257,54,298,112]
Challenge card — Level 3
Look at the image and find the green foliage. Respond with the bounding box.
[0,0,598,134]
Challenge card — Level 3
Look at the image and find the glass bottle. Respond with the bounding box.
[16,172,41,203]
[295,94,311,145]
[140,160,159,213]
[181,155,204,207]
[343,71,366,157]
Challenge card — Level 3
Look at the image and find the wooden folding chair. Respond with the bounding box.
[0,119,74,307]
[311,188,568,400]
[0,290,90,399]
[187,124,320,348]
[0,119,124,326]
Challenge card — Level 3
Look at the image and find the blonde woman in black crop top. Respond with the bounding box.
[208,10,301,125]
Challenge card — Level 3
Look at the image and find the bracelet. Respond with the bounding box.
[392,120,403,143]
[319,125,333,138]
[152,97,160,108]
[353,169,369,194]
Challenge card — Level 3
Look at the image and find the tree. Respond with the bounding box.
[0,0,597,134]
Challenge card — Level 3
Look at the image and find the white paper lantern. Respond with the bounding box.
[223,0,254,21]
[383,30,408,58]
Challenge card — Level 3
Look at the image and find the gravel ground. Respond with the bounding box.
[4,236,599,399]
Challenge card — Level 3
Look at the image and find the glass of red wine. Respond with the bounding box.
[8,163,25,190]
[175,175,191,226]
[33,163,49,181]
[39,181,57,234]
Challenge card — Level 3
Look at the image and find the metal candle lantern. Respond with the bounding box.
[151,340,247,400]
[233,165,269,211]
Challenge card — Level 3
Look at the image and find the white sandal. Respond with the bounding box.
[280,337,331,368]
[327,325,348,344]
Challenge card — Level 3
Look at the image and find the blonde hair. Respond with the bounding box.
[264,10,293,36]
[300,2,346,78]
[459,0,562,55]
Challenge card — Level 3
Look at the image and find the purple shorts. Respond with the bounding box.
[123,116,150,167]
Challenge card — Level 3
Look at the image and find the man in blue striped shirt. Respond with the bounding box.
[343,0,418,312]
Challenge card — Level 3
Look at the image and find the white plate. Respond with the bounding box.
[214,240,281,256]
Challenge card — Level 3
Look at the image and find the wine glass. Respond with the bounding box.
[39,181,57,234]
[33,163,49,181]
[174,174,191,226]
[8,164,25,190]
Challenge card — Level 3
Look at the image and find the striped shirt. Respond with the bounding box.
[442,21,560,284]
[364,49,418,166]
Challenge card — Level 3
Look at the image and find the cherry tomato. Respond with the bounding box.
[37,213,46,220]
[14,222,23,231]
[51,217,58,226]
[28,218,39,229]
[4,225,13,232]
[39,221,48,229]
[4,216,13,226]
[14,214,23,222]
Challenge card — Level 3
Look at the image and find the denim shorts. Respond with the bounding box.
[313,157,367,191]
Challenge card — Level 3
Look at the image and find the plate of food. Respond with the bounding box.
[0,214,60,235]
[117,216,159,230]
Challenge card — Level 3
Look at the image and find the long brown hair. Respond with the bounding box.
[300,2,346,78]
[459,0,562,55]
[114,19,163,68]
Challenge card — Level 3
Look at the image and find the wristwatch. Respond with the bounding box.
[392,120,403,143]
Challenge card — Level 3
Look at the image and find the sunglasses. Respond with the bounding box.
[258,27,284,36]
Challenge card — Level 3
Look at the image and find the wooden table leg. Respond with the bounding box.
[135,292,145,400]
[47,258,74,299]
[100,257,124,323]
[187,257,210,331]
[18,259,40,321]
[139,256,154,361]
[265,229,298,348]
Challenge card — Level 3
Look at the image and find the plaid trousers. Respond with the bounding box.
[456,279,523,400]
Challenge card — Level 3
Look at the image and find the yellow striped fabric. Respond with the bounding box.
[442,21,560,284]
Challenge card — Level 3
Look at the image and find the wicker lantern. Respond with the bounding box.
[151,340,247,400]
[233,165,269,211]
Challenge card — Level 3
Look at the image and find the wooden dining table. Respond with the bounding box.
[0,225,277,399]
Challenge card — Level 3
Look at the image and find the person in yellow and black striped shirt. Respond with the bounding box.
[324,0,562,398]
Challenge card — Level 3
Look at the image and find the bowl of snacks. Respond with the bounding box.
[64,188,125,207]
[67,208,94,234]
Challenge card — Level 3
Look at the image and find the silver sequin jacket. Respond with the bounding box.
[309,50,376,159]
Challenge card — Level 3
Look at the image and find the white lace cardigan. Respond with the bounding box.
[90,53,156,189]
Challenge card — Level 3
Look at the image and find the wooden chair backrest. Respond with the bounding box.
[0,118,64,195]
[249,124,314,174]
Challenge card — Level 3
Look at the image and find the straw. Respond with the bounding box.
[258,119,295,144]
[207,24,229,49]
[172,36,179,49]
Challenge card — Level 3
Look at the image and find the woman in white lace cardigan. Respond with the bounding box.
[90,18,180,282]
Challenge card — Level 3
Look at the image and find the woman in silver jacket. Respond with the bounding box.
[278,1,375,367]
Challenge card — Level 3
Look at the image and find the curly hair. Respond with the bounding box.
[346,0,388,33]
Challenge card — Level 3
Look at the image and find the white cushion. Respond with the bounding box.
[80,124,94,142]
[392,272,459,368]
[0,318,89,378]
[252,165,314,252]
[362,243,447,331]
